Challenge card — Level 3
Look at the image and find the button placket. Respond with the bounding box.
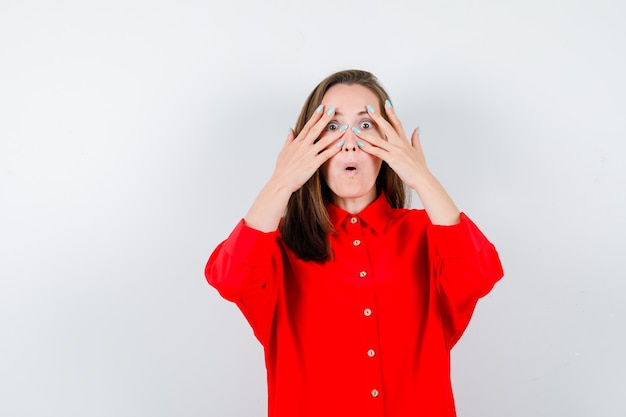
[346,215,383,409]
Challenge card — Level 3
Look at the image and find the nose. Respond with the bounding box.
[341,128,359,152]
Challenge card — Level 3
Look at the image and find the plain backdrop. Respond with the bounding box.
[1,0,625,416]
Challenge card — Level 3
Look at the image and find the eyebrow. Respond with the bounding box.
[334,110,369,116]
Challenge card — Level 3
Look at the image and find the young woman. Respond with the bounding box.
[205,69,503,417]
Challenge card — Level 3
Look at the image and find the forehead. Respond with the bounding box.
[322,84,379,111]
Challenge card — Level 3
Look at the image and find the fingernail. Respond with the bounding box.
[351,127,362,134]
[385,99,392,108]
[326,106,335,116]
[339,124,348,132]
[356,141,365,148]
[417,125,421,135]
[367,105,375,114]
[336,139,345,147]
[315,104,324,114]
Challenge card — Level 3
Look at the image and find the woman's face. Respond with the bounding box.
[319,84,384,213]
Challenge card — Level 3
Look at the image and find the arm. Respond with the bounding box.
[211,104,346,282]
[352,102,502,344]
[206,105,347,344]
[350,101,460,225]
[244,105,347,232]
[428,214,504,348]
[205,220,283,346]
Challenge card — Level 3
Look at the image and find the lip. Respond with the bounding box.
[343,162,358,176]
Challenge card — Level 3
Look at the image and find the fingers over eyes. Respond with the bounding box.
[350,126,389,152]
[299,105,336,144]
[381,102,406,137]
[365,105,397,141]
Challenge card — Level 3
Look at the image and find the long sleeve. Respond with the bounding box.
[206,195,504,417]
[427,213,504,348]
[205,219,283,347]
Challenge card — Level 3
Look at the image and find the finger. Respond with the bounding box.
[297,104,327,141]
[284,128,295,146]
[410,127,428,166]
[349,127,390,162]
[410,127,419,146]
[350,126,391,151]
[296,127,345,173]
[365,104,401,142]
[352,137,387,160]
[315,133,345,164]
[411,127,424,152]
[314,124,348,153]
[383,100,406,138]
[305,105,338,145]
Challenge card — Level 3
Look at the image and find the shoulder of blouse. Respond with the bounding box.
[221,219,281,266]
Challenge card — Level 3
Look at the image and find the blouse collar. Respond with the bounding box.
[327,192,392,234]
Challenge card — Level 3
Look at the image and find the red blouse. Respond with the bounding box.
[205,193,503,417]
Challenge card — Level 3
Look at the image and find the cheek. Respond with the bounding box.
[368,155,383,172]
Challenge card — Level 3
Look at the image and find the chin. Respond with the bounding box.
[331,185,377,201]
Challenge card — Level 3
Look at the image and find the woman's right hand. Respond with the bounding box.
[271,105,347,192]
[244,105,346,232]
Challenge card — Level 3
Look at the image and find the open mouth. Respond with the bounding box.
[344,163,358,176]
[344,162,358,172]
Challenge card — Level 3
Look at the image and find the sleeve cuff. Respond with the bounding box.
[222,219,278,266]
[428,213,490,259]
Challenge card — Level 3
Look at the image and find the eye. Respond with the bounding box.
[360,120,373,129]
[326,121,339,131]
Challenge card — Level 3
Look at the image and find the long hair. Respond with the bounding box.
[279,69,407,262]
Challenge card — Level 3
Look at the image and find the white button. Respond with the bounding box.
[371,389,379,397]
[363,308,372,317]
[359,271,367,278]
[353,239,361,246]
[350,217,358,224]
[367,349,376,357]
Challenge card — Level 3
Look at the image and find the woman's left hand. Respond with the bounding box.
[351,102,428,191]
[352,102,461,225]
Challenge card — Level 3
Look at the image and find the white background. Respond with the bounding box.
[1,0,625,416]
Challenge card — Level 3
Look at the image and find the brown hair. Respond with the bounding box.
[279,69,407,262]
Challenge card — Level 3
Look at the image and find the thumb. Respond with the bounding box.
[410,127,421,150]
[285,128,295,145]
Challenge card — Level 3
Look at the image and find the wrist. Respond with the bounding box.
[266,174,298,200]
[406,168,436,192]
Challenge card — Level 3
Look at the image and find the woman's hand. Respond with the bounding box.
[351,101,461,225]
[271,105,347,193]
[351,102,427,191]
[244,105,346,232]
